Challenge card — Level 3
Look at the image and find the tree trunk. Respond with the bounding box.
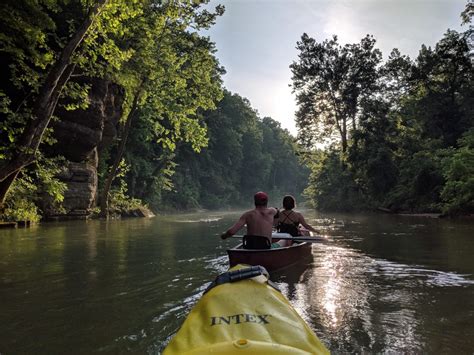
[0,0,108,201]
[0,171,20,213]
[0,63,76,203]
[99,86,142,218]
[341,118,348,152]
[351,114,358,148]
[329,90,348,153]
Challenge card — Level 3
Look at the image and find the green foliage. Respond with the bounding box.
[2,176,41,222]
[440,129,474,215]
[291,33,382,151]
[386,151,444,212]
[0,0,146,218]
[297,23,473,214]
[121,112,178,211]
[113,0,224,150]
[349,99,399,203]
[159,91,310,210]
[135,91,305,210]
[260,117,310,198]
[304,151,366,211]
[109,179,145,215]
[0,0,141,161]
[1,0,225,218]
[409,30,473,147]
[2,155,67,221]
[36,156,68,204]
[2,0,472,219]
[98,0,225,215]
[107,159,145,214]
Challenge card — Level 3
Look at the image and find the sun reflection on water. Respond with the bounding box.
[320,270,340,328]
[307,245,373,331]
[276,238,474,353]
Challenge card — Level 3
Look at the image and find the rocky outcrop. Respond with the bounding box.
[47,79,124,218]
[53,79,123,162]
[123,207,155,218]
[45,161,98,219]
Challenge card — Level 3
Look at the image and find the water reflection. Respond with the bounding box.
[276,239,474,353]
[316,249,344,329]
[1,212,473,354]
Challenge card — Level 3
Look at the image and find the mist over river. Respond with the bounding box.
[1,211,473,354]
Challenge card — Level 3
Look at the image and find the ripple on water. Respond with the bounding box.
[369,259,474,287]
[276,243,474,353]
[172,216,223,223]
[203,255,228,274]
[150,283,209,343]
[119,255,228,353]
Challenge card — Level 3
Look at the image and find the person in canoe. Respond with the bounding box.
[277,195,319,241]
[220,191,284,249]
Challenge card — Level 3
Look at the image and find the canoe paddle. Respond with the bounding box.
[231,233,328,243]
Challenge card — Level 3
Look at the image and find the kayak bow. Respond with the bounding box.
[163,264,329,354]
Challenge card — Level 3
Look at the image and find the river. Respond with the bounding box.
[0,211,473,354]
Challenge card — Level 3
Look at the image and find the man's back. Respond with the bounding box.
[243,207,277,241]
[220,191,278,244]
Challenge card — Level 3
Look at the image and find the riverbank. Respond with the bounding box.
[377,206,474,219]
[0,205,155,228]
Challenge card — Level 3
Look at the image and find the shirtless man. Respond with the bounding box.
[220,191,279,246]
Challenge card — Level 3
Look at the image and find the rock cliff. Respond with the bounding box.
[47,79,124,219]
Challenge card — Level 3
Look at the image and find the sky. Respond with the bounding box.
[202,0,468,135]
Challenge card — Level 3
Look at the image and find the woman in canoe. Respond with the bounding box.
[277,195,319,243]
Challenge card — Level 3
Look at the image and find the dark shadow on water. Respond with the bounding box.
[271,255,314,299]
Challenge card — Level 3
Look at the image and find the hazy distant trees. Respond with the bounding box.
[129,91,309,210]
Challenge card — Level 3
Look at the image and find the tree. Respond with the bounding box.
[0,0,141,206]
[440,128,474,215]
[293,5,474,214]
[159,91,310,210]
[260,117,309,196]
[98,1,224,216]
[408,30,473,148]
[303,149,366,211]
[461,0,473,50]
[379,48,413,107]
[290,34,382,152]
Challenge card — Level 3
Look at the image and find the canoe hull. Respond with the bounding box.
[227,242,312,272]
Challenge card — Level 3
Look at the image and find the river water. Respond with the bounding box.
[0,211,473,354]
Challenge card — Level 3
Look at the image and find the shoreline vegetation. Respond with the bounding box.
[1,2,473,225]
[2,203,472,230]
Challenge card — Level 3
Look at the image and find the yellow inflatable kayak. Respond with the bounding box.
[163,264,329,354]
